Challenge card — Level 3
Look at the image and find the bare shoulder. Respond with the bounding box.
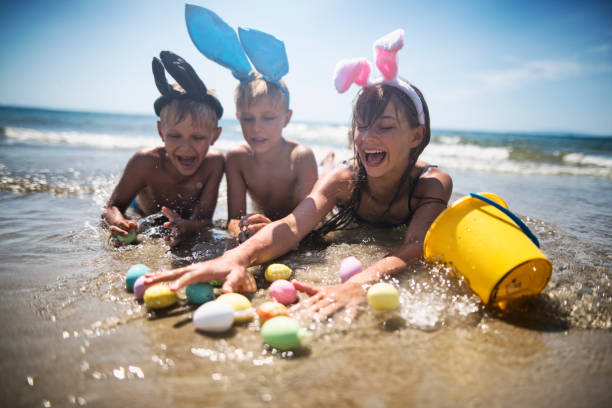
[314,159,355,203]
[414,162,453,202]
[126,147,163,169]
[225,144,251,164]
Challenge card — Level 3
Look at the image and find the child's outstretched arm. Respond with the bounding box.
[162,154,224,247]
[144,166,352,292]
[291,168,453,321]
[102,153,148,239]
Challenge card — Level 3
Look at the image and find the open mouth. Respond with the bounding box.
[177,155,196,169]
[364,149,387,166]
[251,137,267,144]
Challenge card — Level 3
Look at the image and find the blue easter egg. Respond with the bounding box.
[186,282,215,304]
[126,264,150,292]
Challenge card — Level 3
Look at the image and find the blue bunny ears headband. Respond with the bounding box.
[185,4,290,107]
[152,50,223,119]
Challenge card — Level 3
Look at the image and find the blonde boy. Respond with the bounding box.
[226,77,317,241]
[103,52,224,247]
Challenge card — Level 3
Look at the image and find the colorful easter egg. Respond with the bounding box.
[367,283,399,311]
[116,230,137,244]
[208,280,222,287]
[265,263,292,282]
[193,300,234,333]
[133,275,151,301]
[269,279,297,305]
[126,264,150,292]
[238,272,258,293]
[339,256,363,283]
[217,293,254,323]
[186,282,214,305]
[143,284,178,309]
[257,301,289,323]
[261,316,309,351]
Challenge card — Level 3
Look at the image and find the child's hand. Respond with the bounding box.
[143,253,248,294]
[161,206,188,248]
[238,214,272,242]
[290,280,365,323]
[109,220,138,246]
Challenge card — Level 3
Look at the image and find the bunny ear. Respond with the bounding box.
[159,51,208,96]
[333,58,371,93]
[185,4,252,81]
[238,27,289,81]
[373,29,404,81]
[152,57,178,96]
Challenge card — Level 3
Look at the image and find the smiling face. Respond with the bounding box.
[157,114,221,177]
[354,97,424,179]
[236,94,292,154]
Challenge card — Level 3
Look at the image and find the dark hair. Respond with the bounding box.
[315,83,431,235]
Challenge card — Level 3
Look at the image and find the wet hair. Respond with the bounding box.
[159,87,220,131]
[234,75,289,111]
[315,83,431,235]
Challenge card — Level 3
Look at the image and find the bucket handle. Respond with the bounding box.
[469,193,540,248]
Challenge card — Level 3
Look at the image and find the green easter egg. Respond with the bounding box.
[208,280,222,287]
[186,282,214,304]
[116,230,137,244]
[261,316,307,351]
[126,264,150,292]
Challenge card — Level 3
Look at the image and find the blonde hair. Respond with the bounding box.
[159,97,219,131]
[234,76,289,111]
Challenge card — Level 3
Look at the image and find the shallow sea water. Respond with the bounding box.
[1,116,611,406]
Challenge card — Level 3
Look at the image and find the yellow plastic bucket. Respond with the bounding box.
[423,192,552,307]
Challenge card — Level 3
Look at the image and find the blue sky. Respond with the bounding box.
[1,0,611,135]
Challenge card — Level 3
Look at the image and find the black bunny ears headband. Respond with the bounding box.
[152,51,223,119]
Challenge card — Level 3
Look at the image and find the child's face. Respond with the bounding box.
[236,95,292,153]
[157,115,221,177]
[354,99,424,178]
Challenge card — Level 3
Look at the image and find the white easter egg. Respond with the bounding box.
[193,300,235,333]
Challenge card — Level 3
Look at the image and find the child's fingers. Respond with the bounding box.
[143,267,188,285]
[161,206,180,221]
[109,225,129,236]
[221,269,245,293]
[292,280,320,295]
[246,223,268,233]
[246,214,271,224]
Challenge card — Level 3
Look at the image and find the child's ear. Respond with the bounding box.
[235,112,240,120]
[211,127,222,146]
[409,125,425,147]
[283,109,293,127]
[157,121,164,140]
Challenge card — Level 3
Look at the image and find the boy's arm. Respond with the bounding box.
[102,152,148,236]
[190,153,225,230]
[292,145,318,204]
[225,150,248,237]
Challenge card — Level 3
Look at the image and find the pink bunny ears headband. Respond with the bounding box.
[333,29,425,126]
[185,4,290,106]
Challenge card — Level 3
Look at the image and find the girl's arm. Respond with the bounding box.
[144,166,354,292]
[292,167,453,319]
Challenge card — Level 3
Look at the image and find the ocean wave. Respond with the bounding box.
[2,126,160,149]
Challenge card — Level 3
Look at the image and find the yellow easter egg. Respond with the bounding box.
[217,293,254,323]
[367,283,399,311]
[143,284,178,310]
[265,263,292,282]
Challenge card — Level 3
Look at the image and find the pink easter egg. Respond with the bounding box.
[133,275,150,301]
[340,256,362,283]
[269,279,297,305]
